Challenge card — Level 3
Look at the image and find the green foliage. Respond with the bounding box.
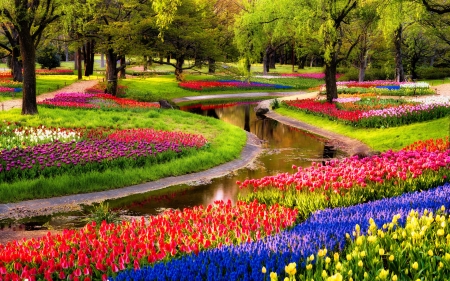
[417,67,450,80]
[337,67,394,81]
[84,202,120,225]
[36,45,61,70]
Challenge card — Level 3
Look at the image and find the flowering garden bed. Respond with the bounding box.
[178,80,293,91]
[1,137,450,280]
[0,124,207,183]
[283,97,450,128]
[321,81,435,96]
[36,69,74,75]
[38,93,160,110]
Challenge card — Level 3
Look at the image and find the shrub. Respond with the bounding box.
[36,45,61,70]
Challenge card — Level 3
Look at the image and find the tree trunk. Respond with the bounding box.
[65,44,69,62]
[208,58,215,74]
[358,51,368,82]
[77,47,82,80]
[324,59,338,103]
[101,53,105,68]
[269,50,276,69]
[119,56,126,79]
[394,25,405,82]
[74,50,78,70]
[11,46,23,82]
[263,48,270,75]
[299,55,307,69]
[245,57,251,73]
[18,30,38,115]
[410,56,419,80]
[143,55,148,71]
[105,49,118,96]
[174,57,184,81]
[88,40,95,75]
[83,43,88,76]
[291,43,295,72]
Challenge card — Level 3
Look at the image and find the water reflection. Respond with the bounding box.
[107,103,334,216]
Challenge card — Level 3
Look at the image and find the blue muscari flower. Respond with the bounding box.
[112,183,450,281]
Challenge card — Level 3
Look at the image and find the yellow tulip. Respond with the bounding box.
[412,262,418,270]
[262,267,267,274]
[379,248,385,256]
[389,255,394,262]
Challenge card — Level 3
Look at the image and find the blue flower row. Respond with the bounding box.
[113,183,450,281]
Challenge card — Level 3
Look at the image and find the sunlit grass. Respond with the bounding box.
[0,107,246,203]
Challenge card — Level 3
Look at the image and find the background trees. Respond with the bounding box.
[0,0,62,115]
[1,0,450,114]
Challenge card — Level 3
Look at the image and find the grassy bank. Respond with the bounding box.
[120,75,322,102]
[275,107,449,151]
[0,107,246,203]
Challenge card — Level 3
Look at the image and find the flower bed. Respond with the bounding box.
[0,72,12,79]
[38,92,160,110]
[0,200,297,280]
[296,209,450,281]
[85,83,128,96]
[283,98,450,128]
[320,81,434,96]
[0,123,84,150]
[113,183,450,281]
[0,127,207,182]
[36,69,74,75]
[178,80,293,91]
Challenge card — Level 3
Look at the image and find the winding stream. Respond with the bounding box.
[0,103,342,233]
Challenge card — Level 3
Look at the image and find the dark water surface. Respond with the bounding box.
[0,103,340,231]
[106,103,337,216]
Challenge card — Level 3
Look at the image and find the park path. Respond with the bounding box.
[1,79,100,111]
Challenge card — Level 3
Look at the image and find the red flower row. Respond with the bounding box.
[107,128,208,148]
[0,200,297,280]
[238,149,450,194]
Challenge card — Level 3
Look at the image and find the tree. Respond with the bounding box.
[0,23,22,81]
[0,0,62,115]
[288,0,360,102]
[146,0,217,81]
[376,0,425,82]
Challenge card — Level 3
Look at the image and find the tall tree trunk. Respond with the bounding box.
[263,47,270,75]
[82,43,88,76]
[325,58,338,103]
[88,40,95,76]
[291,43,295,72]
[174,57,184,81]
[358,50,368,82]
[269,50,276,69]
[394,25,405,82]
[11,46,23,82]
[101,53,105,68]
[143,55,148,71]
[18,30,37,115]
[299,55,307,69]
[77,47,82,80]
[119,56,126,79]
[245,57,251,74]
[208,58,215,74]
[105,49,118,96]
[65,44,69,62]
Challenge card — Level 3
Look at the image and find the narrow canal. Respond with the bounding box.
[0,102,342,232]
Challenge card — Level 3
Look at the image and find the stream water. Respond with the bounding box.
[0,102,341,233]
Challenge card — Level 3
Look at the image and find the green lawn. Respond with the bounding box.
[0,107,246,203]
